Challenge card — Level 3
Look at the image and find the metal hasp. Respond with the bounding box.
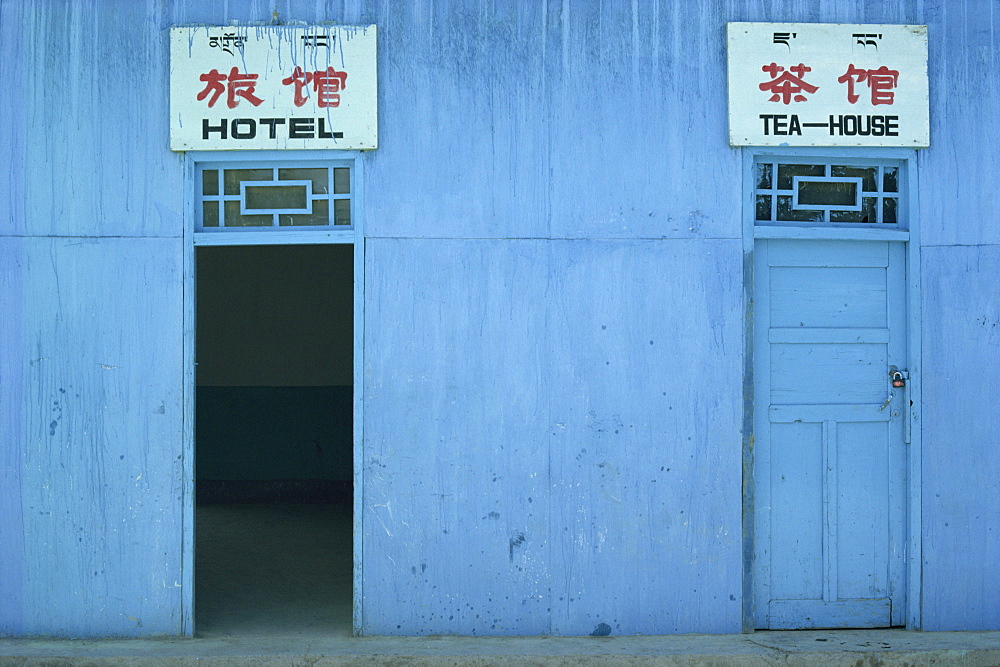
[887,368,911,444]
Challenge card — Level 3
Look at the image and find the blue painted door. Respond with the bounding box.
[753,238,907,629]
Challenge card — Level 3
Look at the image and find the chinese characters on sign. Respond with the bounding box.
[727,23,928,147]
[837,65,898,105]
[281,67,348,108]
[759,63,819,104]
[197,67,265,109]
[193,66,348,110]
[170,26,377,151]
[757,62,898,106]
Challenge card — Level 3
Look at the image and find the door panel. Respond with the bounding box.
[768,421,824,602]
[754,238,907,629]
[770,268,888,328]
[770,343,886,403]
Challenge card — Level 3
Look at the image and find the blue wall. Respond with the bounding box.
[918,0,1000,631]
[2,0,187,636]
[1,0,998,637]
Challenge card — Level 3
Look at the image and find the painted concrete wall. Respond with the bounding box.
[1,0,997,637]
[917,0,1000,631]
[364,239,742,634]
[1,0,188,637]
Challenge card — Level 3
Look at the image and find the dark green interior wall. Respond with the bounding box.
[196,386,352,481]
[195,245,353,483]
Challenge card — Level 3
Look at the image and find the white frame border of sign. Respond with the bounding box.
[170,25,377,151]
[727,23,929,148]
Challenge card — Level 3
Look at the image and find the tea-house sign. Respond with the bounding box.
[169,25,377,151]
[727,23,928,147]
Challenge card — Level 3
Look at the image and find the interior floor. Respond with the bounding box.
[195,501,353,637]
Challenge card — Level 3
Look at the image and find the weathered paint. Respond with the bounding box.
[916,0,1000,631]
[363,239,741,635]
[545,240,742,635]
[921,246,1000,631]
[363,239,552,635]
[0,238,27,632]
[0,0,998,638]
[2,239,184,636]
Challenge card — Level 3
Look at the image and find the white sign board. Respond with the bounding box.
[170,25,377,151]
[727,23,928,147]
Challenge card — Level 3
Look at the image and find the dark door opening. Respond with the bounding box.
[194,244,354,636]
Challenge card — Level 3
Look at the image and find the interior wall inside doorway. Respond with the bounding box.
[195,244,354,501]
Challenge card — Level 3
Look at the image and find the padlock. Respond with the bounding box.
[891,371,906,388]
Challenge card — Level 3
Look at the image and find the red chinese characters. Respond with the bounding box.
[197,67,265,109]
[281,67,312,107]
[196,66,350,109]
[759,63,819,104]
[758,62,900,106]
[281,66,349,108]
[837,64,899,105]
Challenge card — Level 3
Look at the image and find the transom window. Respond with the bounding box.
[196,162,352,230]
[754,159,900,225]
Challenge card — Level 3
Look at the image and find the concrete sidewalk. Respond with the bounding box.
[2,629,1000,666]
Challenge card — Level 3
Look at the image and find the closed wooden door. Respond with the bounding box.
[753,238,907,629]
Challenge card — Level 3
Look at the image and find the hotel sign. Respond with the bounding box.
[169,25,377,151]
[727,23,928,147]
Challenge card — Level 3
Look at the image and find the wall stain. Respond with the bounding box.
[590,622,612,636]
[508,531,526,561]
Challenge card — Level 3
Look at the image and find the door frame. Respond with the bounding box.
[741,146,922,631]
[180,149,367,636]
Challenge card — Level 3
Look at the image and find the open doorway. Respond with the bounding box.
[194,243,354,637]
